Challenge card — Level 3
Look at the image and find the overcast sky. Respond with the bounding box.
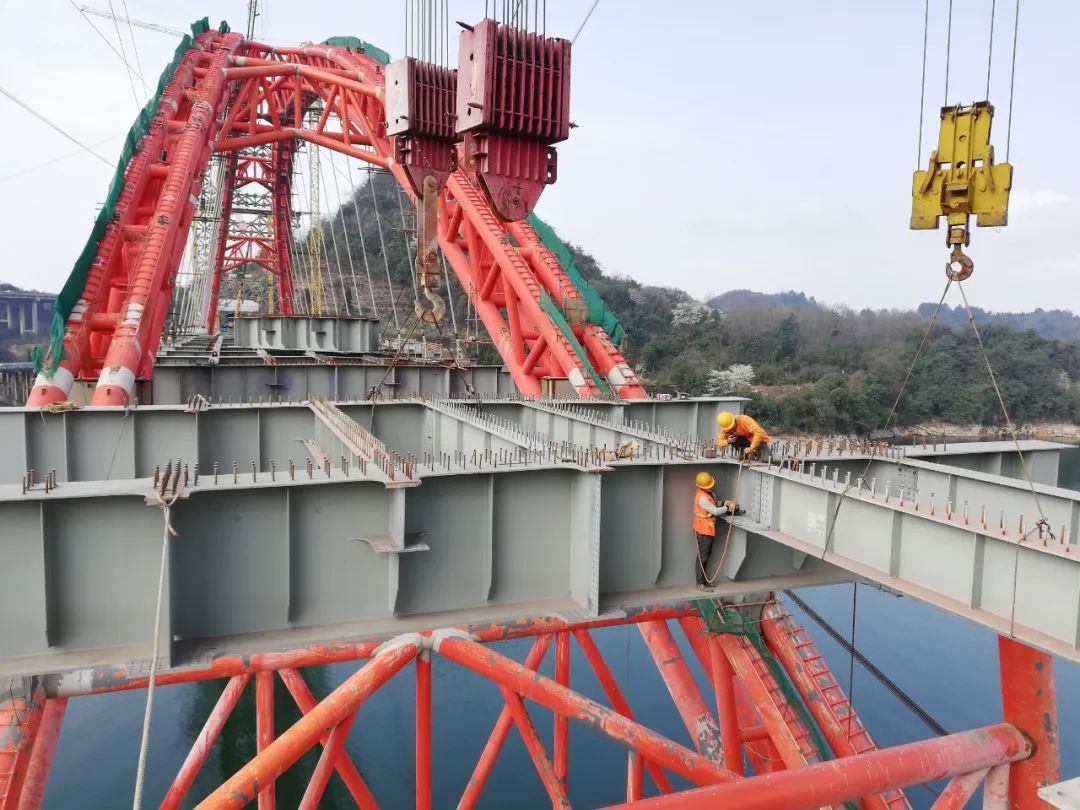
[1,1,1076,313]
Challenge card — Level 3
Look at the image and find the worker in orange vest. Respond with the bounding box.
[693,471,739,589]
[716,411,770,461]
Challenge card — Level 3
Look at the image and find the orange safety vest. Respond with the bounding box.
[693,488,717,537]
[718,414,770,449]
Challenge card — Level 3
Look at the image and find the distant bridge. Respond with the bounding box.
[0,289,52,340]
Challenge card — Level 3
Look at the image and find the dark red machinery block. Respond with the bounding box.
[385,57,458,196]
[457,19,571,220]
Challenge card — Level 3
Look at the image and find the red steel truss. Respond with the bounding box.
[27,23,643,407]
[0,601,1058,808]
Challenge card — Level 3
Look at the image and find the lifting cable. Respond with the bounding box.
[0,85,115,168]
[326,151,365,316]
[340,163,380,319]
[132,491,179,810]
[317,155,352,316]
[106,0,143,111]
[67,0,151,93]
[368,168,401,329]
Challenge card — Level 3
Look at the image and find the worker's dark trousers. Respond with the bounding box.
[695,532,715,585]
[731,435,770,460]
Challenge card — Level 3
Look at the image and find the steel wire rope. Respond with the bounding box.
[781,590,949,737]
[317,152,353,315]
[955,279,1048,637]
[1005,0,1021,161]
[440,254,459,335]
[573,0,601,44]
[0,135,122,182]
[326,150,365,316]
[818,278,954,563]
[0,85,115,167]
[67,0,151,92]
[845,583,857,736]
[395,187,421,300]
[944,0,954,104]
[287,162,312,315]
[338,162,379,318]
[985,0,997,99]
[916,0,930,168]
[368,169,402,328]
[110,0,145,107]
[132,492,179,810]
[291,160,315,312]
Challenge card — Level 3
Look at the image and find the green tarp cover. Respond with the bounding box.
[322,36,391,65]
[33,17,230,376]
[539,289,610,393]
[527,213,625,346]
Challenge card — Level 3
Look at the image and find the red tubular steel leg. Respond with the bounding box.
[638,621,724,763]
[572,630,673,795]
[298,711,358,810]
[931,767,989,809]
[600,724,1031,810]
[432,634,738,787]
[708,637,744,775]
[415,652,431,810]
[12,697,66,810]
[277,669,379,809]
[554,631,570,794]
[197,636,418,810]
[714,633,813,769]
[626,753,643,802]
[256,671,276,810]
[983,762,1011,810]
[0,686,45,810]
[675,616,773,773]
[998,636,1060,808]
[459,635,553,810]
[161,675,250,810]
[499,687,571,809]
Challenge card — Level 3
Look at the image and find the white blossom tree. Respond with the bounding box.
[707,363,755,394]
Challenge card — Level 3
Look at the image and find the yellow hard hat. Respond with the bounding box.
[695,471,715,490]
[717,411,736,431]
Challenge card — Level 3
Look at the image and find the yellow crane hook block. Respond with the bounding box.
[911,101,1013,249]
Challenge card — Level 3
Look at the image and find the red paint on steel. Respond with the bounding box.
[572,629,673,795]
[197,639,418,809]
[675,616,774,774]
[714,632,820,769]
[982,762,1011,810]
[432,634,738,787]
[637,620,723,763]
[161,675,250,810]
[459,636,553,810]
[255,671,276,810]
[49,607,699,698]
[298,711,358,810]
[760,601,908,809]
[500,687,571,808]
[277,669,380,809]
[708,637,744,775]
[626,752,643,803]
[0,686,45,810]
[554,631,570,793]
[10,697,66,810]
[599,724,1031,810]
[930,768,989,809]
[998,636,1060,808]
[415,653,432,810]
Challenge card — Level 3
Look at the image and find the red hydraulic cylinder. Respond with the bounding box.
[432,633,739,787]
[255,671,275,810]
[599,724,1032,810]
[415,652,431,810]
[197,636,419,809]
[998,636,1060,807]
[161,675,250,810]
[637,621,723,763]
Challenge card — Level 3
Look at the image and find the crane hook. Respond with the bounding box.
[945,244,974,281]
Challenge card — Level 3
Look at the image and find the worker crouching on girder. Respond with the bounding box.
[716,411,770,461]
[693,471,742,590]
